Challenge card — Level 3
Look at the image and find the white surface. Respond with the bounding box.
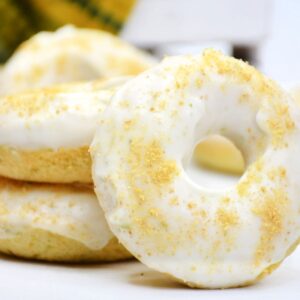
[122,0,271,46]
[1,168,300,298]
[0,249,299,299]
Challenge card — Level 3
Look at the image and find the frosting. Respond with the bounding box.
[91,50,300,288]
[0,178,113,250]
[0,77,128,149]
[0,25,156,96]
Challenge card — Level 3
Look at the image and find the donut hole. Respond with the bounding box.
[186,135,245,190]
[194,135,245,174]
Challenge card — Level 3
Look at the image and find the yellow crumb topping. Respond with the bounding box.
[237,159,264,197]
[0,79,115,117]
[252,187,288,264]
[266,103,295,147]
[201,49,281,100]
[174,63,195,90]
[215,207,239,232]
[169,197,179,206]
[0,91,55,116]
[128,139,179,186]
[123,119,135,130]
[267,166,286,181]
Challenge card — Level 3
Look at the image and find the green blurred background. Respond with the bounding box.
[0,0,136,62]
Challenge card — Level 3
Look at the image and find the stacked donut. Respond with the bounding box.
[0,25,155,262]
[1,27,300,289]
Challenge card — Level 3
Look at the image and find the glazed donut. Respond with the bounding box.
[0,77,127,183]
[0,177,130,262]
[91,50,300,288]
[0,25,155,96]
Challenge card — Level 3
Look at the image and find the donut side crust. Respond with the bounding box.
[0,228,131,262]
[0,145,92,183]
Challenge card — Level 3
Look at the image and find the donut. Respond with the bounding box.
[0,77,127,183]
[91,49,300,288]
[0,177,130,262]
[0,25,155,96]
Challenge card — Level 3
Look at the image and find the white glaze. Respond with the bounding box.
[0,180,113,250]
[0,77,128,149]
[91,50,300,288]
[0,25,156,96]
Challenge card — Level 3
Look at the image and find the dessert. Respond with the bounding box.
[91,50,300,288]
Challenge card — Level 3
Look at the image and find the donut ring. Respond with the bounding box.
[0,77,127,183]
[0,25,155,96]
[91,50,300,288]
[0,177,130,262]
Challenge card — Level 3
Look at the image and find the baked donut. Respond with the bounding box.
[0,25,155,96]
[0,77,127,183]
[91,50,300,288]
[0,177,130,262]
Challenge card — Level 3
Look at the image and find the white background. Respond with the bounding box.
[123,0,300,84]
[260,0,300,83]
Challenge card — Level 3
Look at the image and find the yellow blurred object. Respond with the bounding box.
[26,0,136,33]
[0,0,34,62]
[194,135,245,175]
[0,0,136,62]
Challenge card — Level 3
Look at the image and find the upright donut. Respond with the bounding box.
[0,25,155,96]
[91,50,300,288]
[0,77,127,183]
[0,177,130,262]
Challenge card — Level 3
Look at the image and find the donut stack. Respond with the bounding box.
[1,26,300,290]
[0,25,155,262]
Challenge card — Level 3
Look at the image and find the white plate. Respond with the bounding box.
[1,168,299,299]
[0,252,300,300]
